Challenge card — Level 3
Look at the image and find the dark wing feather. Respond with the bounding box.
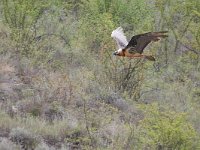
[125,31,168,54]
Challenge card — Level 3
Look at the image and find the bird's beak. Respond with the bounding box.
[113,51,118,55]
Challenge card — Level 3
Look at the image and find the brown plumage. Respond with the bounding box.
[111,27,168,61]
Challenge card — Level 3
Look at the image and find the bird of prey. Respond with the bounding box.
[111,27,168,61]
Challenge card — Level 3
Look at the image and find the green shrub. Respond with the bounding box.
[138,103,198,149]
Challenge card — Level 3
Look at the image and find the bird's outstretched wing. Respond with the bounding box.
[125,31,168,54]
[111,27,128,49]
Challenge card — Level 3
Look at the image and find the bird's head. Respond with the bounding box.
[113,49,123,56]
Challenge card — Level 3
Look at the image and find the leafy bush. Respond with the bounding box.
[138,103,199,149]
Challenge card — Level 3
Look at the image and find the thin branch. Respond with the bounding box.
[177,40,200,55]
[34,33,70,46]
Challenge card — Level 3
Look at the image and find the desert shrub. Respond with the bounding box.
[0,139,21,150]
[0,25,12,54]
[35,142,54,150]
[137,103,199,149]
[35,142,72,150]
[9,127,40,150]
[14,99,42,118]
[42,102,64,123]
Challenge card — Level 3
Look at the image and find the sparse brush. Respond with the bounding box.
[35,142,56,150]
[42,102,64,123]
[0,138,21,150]
[9,127,40,150]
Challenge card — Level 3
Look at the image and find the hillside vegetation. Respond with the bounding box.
[0,0,200,149]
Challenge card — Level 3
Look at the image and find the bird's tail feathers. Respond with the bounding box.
[156,31,168,33]
[154,31,168,38]
[151,31,168,41]
[145,55,156,61]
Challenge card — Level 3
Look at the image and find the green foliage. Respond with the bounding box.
[138,103,198,149]
[1,0,46,56]
[1,0,69,59]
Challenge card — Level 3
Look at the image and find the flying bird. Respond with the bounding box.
[111,27,168,61]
